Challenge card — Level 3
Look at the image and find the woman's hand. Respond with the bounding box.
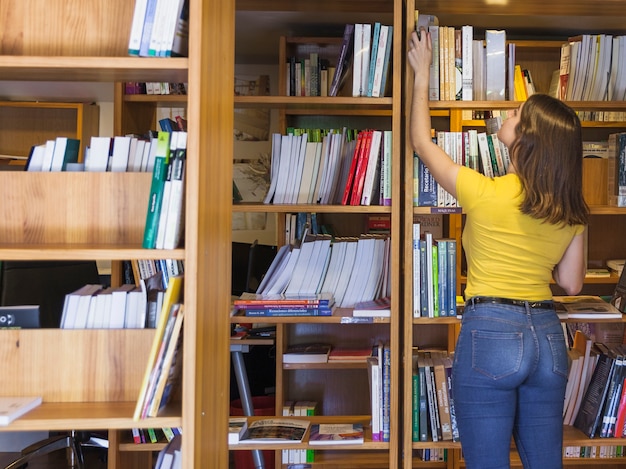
[407,28,432,85]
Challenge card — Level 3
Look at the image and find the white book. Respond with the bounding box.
[26,144,46,172]
[306,141,324,204]
[60,284,103,329]
[287,134,308,204]
[341,237,375,307]
[485,29,506,100]
[359,237,386,303]
[320,240,347,296]
[284,236,316,297]
[361,130,383,205]
[128,0,149,55]
[90,288,113,329]
[272,134,293,204]
[360,23,372,97]
[156,132,179,249]
[367,357,381,441]
[162,131,187,250]
[263,133,282,204]
[124,287,145,328]
[256,244,291,295]
[424,232,435,317]
[0,396,43,426]
[566,39,580,101]
[129,139,147,172]
[352,23,364,97]
[461,25,473,100]
[148,0,169,56]
[265,247,301,296]
[73,290,100,329]
[110,135,132,172]
[108,284,136,329]
[332,239,359,307]
[371,24,388,97]
[428,24,440,101]
[607,36,620,101]
[85,136,111,172]
[49,137,69,172]
[311,133,331,204]
[299,235,332,296]
[40,139,56,172]
[476,132,495,178]
[296,140,320,204]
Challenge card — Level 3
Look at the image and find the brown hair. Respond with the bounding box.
[510,94,589,226]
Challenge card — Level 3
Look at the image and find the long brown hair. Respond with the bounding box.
[510,94,589,226]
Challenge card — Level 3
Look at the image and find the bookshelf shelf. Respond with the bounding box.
[232,202,393,213]
[0,56,188,82]
[1,402,182,432]
[234,95,393,111]
[230,313,390,325]
[0,246,185,261]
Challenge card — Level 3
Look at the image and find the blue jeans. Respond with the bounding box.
[452,300,568,469]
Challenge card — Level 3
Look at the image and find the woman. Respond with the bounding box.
[408,28,589,468]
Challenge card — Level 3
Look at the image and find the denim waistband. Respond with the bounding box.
[466,296,554,310]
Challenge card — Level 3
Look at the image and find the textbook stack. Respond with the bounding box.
[233,292,334,317]
[263,129,392,207]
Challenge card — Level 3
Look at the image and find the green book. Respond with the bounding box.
[142,156,168,249]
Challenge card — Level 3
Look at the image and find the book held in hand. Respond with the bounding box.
[0,396,42,426]
[239,418,310,443]
[308,423,364,445]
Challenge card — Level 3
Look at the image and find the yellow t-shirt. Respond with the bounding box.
[456,166,585,301]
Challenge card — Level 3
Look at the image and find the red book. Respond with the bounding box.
[341,131,365,205]
[328,346,374,362]
[350,129,373,205]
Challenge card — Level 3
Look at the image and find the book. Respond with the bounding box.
[147,305,184,417]
[133,275,183,420]
[239,418,310,443]
[329,24,355,97]
[0,396,42,426]
[228,417,248,444]
[235,292,334,307]
[554,296,623,320]
[573,349,616,437]
[328,346,373,362]
[128,0,149,55]
[308,423,364,445]
[142,154,169,249]
[353,296,391,317]
[49,137,80,172]
[242,306,332,317]
[283,343,331,364]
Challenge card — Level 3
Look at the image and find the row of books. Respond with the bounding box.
[412,350,458,443]
[142,131,187,249]
[263,128,392,207]
[569,331,626,439]
[282,401,317,464]
[369,342,391,442]
[412,224,457,318]
[60,284,144,329]
[564,445,626,459]
[414,120,510,208]
[558,34,626,102]
[134,275,184,420]
[128,0,189,57]
[131,426,182,444]
[321,22,393,98]
[25,137,81,172]
[125,82,187,95]
[255,233,390,309]
[608,132,626,207]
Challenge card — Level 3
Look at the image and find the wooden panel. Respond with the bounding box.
[0,330,153,402]
[0,173,151,245]
[0,0,134,56]
[583,158,608,206]
[0,102,99,161]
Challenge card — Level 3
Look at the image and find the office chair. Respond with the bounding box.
[1,260,109,469]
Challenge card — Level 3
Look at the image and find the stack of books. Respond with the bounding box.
[233,292,334,317]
